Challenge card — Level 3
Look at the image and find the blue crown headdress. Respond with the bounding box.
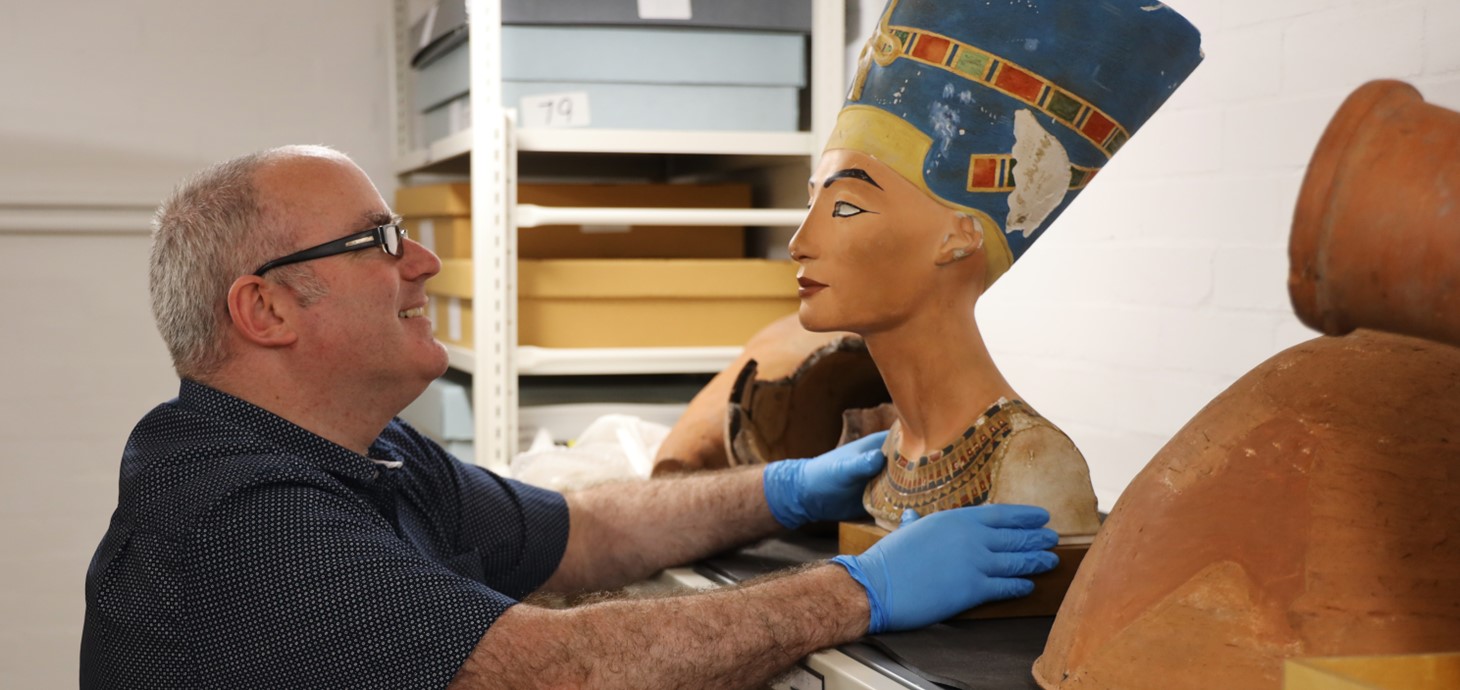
[828,0,1203,282]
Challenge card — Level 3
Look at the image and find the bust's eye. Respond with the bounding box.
[833,201,870,218]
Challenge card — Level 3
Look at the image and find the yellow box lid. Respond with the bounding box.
[427,258,800,300]
[396,183,471,217]
[520,259,798,299]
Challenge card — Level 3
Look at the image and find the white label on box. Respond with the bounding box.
[416,218,436,253]
[637,0,692,20]
[519,92,591,128]
[447,297,463,342]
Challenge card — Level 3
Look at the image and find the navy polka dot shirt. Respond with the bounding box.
[81,380,570,689]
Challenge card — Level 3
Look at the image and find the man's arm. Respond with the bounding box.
[451,503,1059,689]
[541,465,777,593]
[451,565,868,690]
[540,433,889,594]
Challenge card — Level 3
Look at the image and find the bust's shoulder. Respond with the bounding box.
[999,402,1083,460]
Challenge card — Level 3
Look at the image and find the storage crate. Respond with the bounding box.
[413,24,805,131]
[426,258,800,348]
[1285,653,1460,690]
[396,182,751,260]
[500,0,810,32]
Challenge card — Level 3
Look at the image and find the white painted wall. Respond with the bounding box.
[906,0,1460,511]
[0,1,394,686]
[4,0,1459,685]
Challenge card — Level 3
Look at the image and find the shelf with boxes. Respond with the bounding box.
[388,0,844,472]
[394,180,804,372]
[403,0,818,147]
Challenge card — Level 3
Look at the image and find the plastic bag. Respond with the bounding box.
[509,414,671,491]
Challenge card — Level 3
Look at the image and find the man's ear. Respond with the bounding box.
[934,211,986,266]
[226,276,299,348]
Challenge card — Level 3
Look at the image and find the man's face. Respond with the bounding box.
[258,152,448,393]
[789,148,960,334]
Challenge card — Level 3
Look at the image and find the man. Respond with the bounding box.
[81,145,1059,689]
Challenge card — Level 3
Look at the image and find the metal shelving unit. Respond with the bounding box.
[390,0,845,473]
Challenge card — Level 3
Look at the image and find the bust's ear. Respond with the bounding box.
[226,275,299,348]
[934,211,986,266]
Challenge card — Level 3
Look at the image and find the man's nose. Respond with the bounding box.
[400,237,441,280]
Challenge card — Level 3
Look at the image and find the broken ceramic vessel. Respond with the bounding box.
[1032,330,1460,689]
[1290,80,1460,348]
[1037,79,1460,690]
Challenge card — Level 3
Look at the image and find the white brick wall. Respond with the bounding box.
[973,0,1460,508]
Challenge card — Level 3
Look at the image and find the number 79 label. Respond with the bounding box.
[519,92,592,128]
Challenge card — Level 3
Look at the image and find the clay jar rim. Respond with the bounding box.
[1288,79,1423,335]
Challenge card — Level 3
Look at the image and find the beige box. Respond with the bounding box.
[396,183,471,217]
[396,182,751,260]
[518,183,748,259]
[429,295,475,347]
[404,216,473,259]
[426,258,799,348]
[1285,653,1460,690]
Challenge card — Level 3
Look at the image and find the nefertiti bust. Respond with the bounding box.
[790,0,1202,536]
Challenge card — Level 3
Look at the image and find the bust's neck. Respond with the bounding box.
[863,309,1017,460]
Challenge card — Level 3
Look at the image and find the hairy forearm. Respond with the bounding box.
[543,466,781,593]
[450,564,869,689]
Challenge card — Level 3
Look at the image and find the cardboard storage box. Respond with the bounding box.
[426,258,475,347]
[400,377,473,442]
[396,182,750,259]
[396,182,471,216]
[414,25,805,131]
[500,81,797,132]
[410,0,809,68]
[500,0,810,32]
[420,94,471,144]
[518,183,748,259]
[396,183,471,261]
[427,258,799,348]
[1284,653,1460,690]
[406,216,473,260]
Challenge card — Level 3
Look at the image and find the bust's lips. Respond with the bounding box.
[797,276,827,298]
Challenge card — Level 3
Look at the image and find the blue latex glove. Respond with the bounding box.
[832,505,1059,633]
[762,431,888,529]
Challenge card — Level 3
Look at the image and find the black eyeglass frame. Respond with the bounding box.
[253,223,408,277]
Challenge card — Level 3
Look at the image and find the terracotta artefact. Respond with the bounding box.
[1036,79,1460,688]
[651,314,880,475]
[1290,80,1460,348]
[794,0,1201,536]
[1032,330,1460,689]
[725,336,890,467]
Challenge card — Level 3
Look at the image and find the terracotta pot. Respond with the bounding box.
[1033,330,1460,690]
[1290,80,1460,347]
[651,315,879,475]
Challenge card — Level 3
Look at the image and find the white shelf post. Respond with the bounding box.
[468,0,517,473]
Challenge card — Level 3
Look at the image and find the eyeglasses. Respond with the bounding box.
[253,223,408,277]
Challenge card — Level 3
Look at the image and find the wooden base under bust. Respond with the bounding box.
[839,521,1090,620]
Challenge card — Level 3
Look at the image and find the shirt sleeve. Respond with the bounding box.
[183,467,512,689]
[450,463,569,599]
[383,419,571,600]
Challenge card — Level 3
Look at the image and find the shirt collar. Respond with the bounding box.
[177,379,401,484]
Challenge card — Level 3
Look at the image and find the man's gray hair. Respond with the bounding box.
[149,147,329,380]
